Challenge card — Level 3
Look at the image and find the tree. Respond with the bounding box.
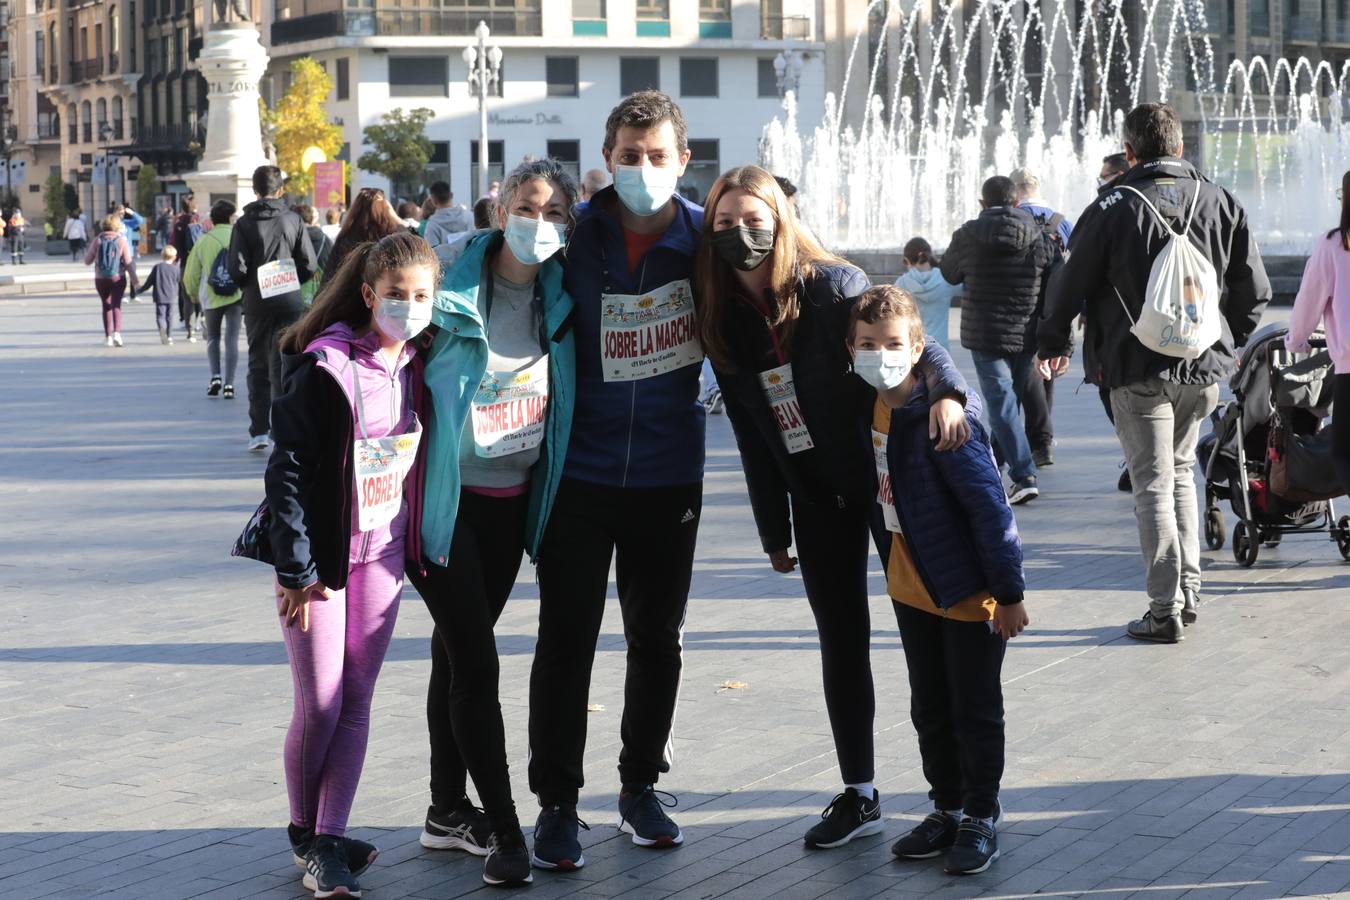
[43,174,68,226]
[135,163,159,215]
[270,57,343,197]
[357,107,434,190]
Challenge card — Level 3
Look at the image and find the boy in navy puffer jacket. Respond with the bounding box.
[849,285,1028,877]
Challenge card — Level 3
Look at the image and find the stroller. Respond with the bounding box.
[1198,323,1350,567]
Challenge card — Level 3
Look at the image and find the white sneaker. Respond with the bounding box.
[159,330,170,345]
[247,434,271,453]
[112,332,124,347]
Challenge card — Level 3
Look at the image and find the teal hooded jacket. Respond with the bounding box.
[419,230,576,564]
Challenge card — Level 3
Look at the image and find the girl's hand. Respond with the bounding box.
[992,602,1030,640]
[278,581,331,632]
[930,398,970,451]
[768,549,799,573]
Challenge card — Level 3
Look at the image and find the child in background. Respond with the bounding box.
[849,285,1028,876]
[147,246,182,345]
[893,237,961,348]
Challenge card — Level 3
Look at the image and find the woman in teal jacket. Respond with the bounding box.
[408,159,577,887]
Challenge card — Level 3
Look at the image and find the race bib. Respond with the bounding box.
[600,279,702,382]
[354,425,422,532]
[759,363,814,454]
[257,258,300,299]
[873,429,901,533]
[471,355,549,458]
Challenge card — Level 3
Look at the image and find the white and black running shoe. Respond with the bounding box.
[1007,476,1039,505]
[288,824,378,877]
[618,786,683,848]
[302,834,361,898]
[482,828,533,886]
[420,801,490,856]
[804,788,883,849]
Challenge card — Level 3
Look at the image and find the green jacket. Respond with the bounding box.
[183,223,242,309]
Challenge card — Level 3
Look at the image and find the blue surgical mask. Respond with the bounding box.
[613,164,680,217]
[853,349,913,391]
[374,297,433,342]
[503,214,566,265]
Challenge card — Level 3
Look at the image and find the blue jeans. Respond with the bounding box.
[970,350,1037,482]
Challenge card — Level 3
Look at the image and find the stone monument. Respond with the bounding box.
[186,2,270,212]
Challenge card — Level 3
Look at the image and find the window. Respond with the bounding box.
[680,139,718,205]
[469,140,504,202]
[35,31,45,82]
[757,58,777,97]
[108,6,120,71]
[112,97,124,139]
[96,98,108,134]
[95,24,103,66]
[81,100,92,143]
[699,0,731,37]
[49,24,58,81]
[680,58,717,97]
[546,56,578,97]
[547,139,580,182]
[635,0,669,35]
[68,103,77,144]
[619,57,660,95]
[336,56,350,100]
[80,25,88,61]
[573,0,604,18]
[390,56,448,97]
[392,142,450,203]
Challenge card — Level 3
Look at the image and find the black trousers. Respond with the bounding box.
[1023,367,1056,453]
[1099,382,1115,425]
[1335,375,1350,497]
[893,601,1006,819]
[408,490,528,830]
[791,494,875,785]
[528,476,701,806]
[245,308,301,438]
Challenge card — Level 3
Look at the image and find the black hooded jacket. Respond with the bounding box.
[940,206,1061,355]
[1038,157,1271,388]
[227,197,317,317]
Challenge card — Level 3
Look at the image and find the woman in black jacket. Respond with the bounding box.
[696,165,970,849]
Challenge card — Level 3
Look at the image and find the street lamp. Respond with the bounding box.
[773,35,803,98]
[99,123,114,218]
[463,20,503,201]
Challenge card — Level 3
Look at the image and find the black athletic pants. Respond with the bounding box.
[1023,367,1056,454]
[408,490,528,831]
[528,476,701,806]
[1335,375,1350,497]
[245,307,302,438]
[790,494,875,785]
[893,601,1006,819]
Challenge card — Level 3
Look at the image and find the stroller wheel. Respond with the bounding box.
[1204,508,1226,550]
[1338,516,1350,561]
[1233,521,1259,568]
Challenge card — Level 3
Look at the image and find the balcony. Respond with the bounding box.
[761,14,810,40]
[271,8,542,45]
[72,57,103,81]
[36,117,60,141]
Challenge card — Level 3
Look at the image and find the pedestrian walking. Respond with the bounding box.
[183,200,243,398]
[63,209,88,262]
[941,175,1061,504]
[146,245,182,344]
[1038,102,1271,643]
[850,285,1027,876]
[328,187,404,276]
[1286,168,1350,497]
[696,165,970,848]
[894,237,960,348]
[171,196,206,340]
[84,214,137,347]
[227,165,318,453]
[409,158,578,888]
[7,205,27,265]
[266,230,435,900]
[154,204,173,253]
[297,204,334,306]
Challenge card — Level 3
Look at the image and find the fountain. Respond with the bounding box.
[762,0,1350,261]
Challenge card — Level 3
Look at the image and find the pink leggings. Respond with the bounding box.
[95,277,126,336]
[278,551,403,837]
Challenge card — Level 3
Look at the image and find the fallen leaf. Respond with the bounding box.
[717,680,749,692]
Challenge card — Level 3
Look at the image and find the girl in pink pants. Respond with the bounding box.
[264,231,438,898]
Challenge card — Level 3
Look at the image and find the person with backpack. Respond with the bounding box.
[184,200,244,398]
[1038,103,1271,644]
[64,209,88,262]
[146,245,183,344]
[228,165,318,452]
[84,213,137,346]
[172,196,206,340]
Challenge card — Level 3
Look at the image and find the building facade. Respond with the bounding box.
[261,0,826,207]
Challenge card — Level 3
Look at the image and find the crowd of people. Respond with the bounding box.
[115,91,1344,898]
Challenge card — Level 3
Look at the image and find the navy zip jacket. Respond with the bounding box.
[714,262,969,553]
[562,185,706,487]
[869,383,1025,608]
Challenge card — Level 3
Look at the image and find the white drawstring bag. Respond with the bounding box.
[1113,184,1221,360]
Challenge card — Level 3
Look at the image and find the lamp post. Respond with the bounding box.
[773,34,803,98]
[99,123,114,219]
[462,20,502,201]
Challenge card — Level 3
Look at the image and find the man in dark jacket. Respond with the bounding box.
[1038,103,1270,643]
[941,175,1060,505]
[228,165,317,452]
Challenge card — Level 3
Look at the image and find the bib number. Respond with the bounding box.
[257,258,300,299]
[354,426,422,532]
[600,279,702,382]
[873,429,901,534]
[471,356,550,458]
[759,363,814,454]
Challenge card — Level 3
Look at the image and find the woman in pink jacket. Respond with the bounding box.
[84,214,137,347]
[1287,171,1350,494]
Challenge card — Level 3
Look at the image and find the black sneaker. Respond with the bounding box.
[804,788,883,848]
[288,824,379,877]
[618,785,684,848]
[222,384,235,399]
[891,811,959,859]
[1126,611,1184,644]
[1182,590,1199,626]
[303,834,362,898]
[945,817,999,875]
[207,377,222,397]
[531,803,588,871]
[1117,466,1132,492]
[1008,476,1039,505]
[1032,447,1054,468]
[420,801,490,856]
[482,827,534,886]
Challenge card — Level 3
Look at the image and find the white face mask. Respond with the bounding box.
[503,213,566,265]
[373,297,433,342]
[613,164,680,217]
[853,349,913,391]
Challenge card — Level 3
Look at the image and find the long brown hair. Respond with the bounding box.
[281,231,440,355]
[1331,170,1350,250]
[329,187,406,273]
[696,164,846,371]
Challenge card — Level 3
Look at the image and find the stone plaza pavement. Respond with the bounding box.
[2,288,1349,900]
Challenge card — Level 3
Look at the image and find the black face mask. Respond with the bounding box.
[711,225,775,271]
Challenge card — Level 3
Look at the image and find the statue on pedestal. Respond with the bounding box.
[211,0,252,27]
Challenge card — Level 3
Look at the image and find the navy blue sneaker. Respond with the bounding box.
[288,824,378,877]
[618,786,683,848]
[531,804,588,871]
[302,834,362,898]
